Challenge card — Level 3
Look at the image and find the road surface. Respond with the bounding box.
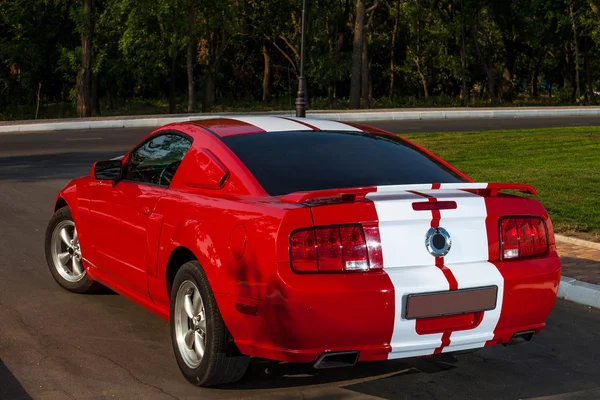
[1,118,600,399]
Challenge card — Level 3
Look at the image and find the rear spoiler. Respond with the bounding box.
[280,183,537,204]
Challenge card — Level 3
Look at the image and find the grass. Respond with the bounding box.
[403,126,600,241]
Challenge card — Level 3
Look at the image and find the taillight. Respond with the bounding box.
[290,224,375,273]
[290,229,317,272]
[500,217,548,260]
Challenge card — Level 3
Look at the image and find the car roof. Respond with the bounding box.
[187,116,368,138]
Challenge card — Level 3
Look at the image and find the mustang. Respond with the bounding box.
[45,116,561,387]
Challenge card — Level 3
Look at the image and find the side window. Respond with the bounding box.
[124,133,192,186]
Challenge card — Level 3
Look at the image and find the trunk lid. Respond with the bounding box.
[282,183,544,268]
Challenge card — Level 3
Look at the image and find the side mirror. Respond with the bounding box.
[92,160,123,181]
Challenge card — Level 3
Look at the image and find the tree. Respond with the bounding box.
[187,0,197,112]
[76,0,93,117]
[115,0,187,113]
[472,0,501,104]
[5,0,600,120]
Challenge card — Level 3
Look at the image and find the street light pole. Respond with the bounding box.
[295,0,307,117]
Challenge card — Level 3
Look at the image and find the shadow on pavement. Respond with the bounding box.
[0,151,123,183]
[0,358,31,400]
[219,354,458,390]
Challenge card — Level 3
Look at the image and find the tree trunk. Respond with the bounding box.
[91,68,99,116]
[360,27,370,108]
[262,44,272,102]
[485,68,497,104]
[389,0,400,101]
[460,17,468,104]
[327,31,345,107]
[203,70,216,112]
[415,60,429,98]
[169,54,177,114]
[186,0,196,113]
[202,30,227,112]
[76,0,93,118]
[590,1,600,21]
[413,16,428,99]
[564,41,573,92]
[91,50,100,116]
[328,85,335,107]
[350,0,365,109]
[502,38,515,103]
[531,71,538,98]
[570,1,581,101]
[472,10,498,105]
[583,37,596,105]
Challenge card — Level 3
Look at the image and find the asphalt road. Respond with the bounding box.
[1,118,600,400]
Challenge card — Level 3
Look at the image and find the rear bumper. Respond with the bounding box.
[219,253,561,364]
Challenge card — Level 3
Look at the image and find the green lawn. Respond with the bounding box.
[403,126,600,241]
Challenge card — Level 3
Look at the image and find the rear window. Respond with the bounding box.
[222,130,466,196]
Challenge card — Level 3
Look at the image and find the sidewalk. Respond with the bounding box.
[558,241,600,285]
[3,106,600,133]
[556,239,600,308]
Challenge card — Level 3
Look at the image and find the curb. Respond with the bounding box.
[555,234,600,250]
[558,276,600,310]
[3,107,600,134]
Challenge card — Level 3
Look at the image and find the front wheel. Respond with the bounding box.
[44,206,101,294]
[170,260,249,387]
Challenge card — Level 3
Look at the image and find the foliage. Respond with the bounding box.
[2,0,600,119]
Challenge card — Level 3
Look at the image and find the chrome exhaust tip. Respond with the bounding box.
[313,351,359,369]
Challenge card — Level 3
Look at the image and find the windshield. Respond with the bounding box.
[222,130,467,196]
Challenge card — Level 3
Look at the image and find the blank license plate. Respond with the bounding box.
[405,286,498,320]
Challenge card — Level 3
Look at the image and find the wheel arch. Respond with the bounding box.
[165,246,198,297]
[164,218,230,294]
[54,197,68,211]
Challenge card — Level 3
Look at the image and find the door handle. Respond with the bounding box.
[140,206,151,216]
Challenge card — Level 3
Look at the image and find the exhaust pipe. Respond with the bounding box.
[505,330,535,346]
[313,351,359,369]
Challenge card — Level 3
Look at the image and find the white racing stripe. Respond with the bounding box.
[228,116,313,132]
[441,192,504,351]
[385,267,449,359]
[283,117,363,132]
[368,186,504,358]
[367,189,449,358]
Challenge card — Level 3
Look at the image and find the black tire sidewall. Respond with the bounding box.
[44,207,96,293]
[170,261,221,385]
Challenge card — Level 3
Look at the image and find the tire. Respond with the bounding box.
[170,260,250,387]
[44,206,101,294]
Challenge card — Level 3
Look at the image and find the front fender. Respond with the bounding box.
[53,178,92,250]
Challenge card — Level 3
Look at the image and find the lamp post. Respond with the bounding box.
[295,0,307,117]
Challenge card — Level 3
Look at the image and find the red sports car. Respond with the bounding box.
[45,116,561,387]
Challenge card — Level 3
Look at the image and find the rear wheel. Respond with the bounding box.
[44,207,101,293]
[170,260,249,387]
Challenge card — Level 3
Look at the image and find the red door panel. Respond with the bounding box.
[88,180,166,296]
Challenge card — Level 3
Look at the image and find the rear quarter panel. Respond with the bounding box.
[148,191,313,315]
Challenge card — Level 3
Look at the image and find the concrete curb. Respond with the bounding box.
[555,234,600,250]
[3,107,600,134]
[558,276,600,310]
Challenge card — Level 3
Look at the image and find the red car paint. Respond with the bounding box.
[53,117,561,364]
